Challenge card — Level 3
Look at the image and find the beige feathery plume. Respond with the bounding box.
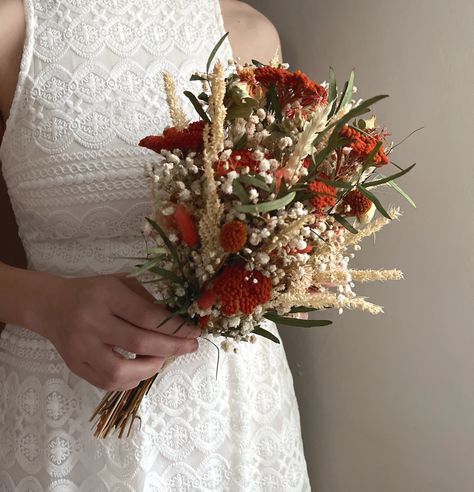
[208,61,227,153]
[270,47,281,67]
[350,269,404,282]
[198,64,228,267]
[312,269,351,286]
[198,125,224,265]
[276,291,383,315]
[346,206,402,246]
[163,72,188,130]
[260,215,314,254]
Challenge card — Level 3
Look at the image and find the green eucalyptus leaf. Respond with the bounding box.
[206,32,229,73]
[236,191,296,214]
[149,266,185,285]
[264,313,333,327]
[362,163,416,188]
[387,179,417,208]
[333,214,359,234]
[197,92,209,102]
[232,180,249,203]
[145,218,182,267]
[267,84,282,122]
[183,91,211,123]
[234,133,248,150]
[290,306,317,313]
[190,74,207,82]
[337,70,355,113]
[237,174,271,192]
[328,67,337,105]
[357,185,392,219]
[251,59,266,67]
[130,257,162,277]
[252,326,281,343]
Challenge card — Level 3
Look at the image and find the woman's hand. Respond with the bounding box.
[27,273,201,391]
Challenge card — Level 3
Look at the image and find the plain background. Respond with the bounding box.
[246,0,474,490]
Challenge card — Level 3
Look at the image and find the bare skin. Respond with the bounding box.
[0,1,282,390]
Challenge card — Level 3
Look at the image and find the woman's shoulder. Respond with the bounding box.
[220,0,281,64]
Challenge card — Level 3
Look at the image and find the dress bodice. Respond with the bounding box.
[0,0,232,277]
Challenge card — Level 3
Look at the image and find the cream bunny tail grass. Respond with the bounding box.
[276,292,384,315]
[350,269,404,282]
[162,72,188,130]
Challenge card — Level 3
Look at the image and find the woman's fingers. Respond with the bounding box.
[100,316,199,357]
[107,278,199,338]
[84,344,169,391]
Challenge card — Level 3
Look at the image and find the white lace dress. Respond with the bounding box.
[0,1,311,490]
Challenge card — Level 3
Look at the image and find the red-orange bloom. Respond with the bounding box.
[307,180,337,210]
[215,150,262,176]
[173,204,199,248]
[340,125,389,166]
[220,221,248,253]
[254,66,327,109]
[139,121,206,154]
[341,190,372,217]
[197,289,217,310]
[213,264,272,316]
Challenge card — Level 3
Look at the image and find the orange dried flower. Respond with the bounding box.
[197,289,217,310]
[173,204,199,248]
[139,121,206,154]
[220,221,248,253]
[340,125,389,166]
[215,150,261,176]
[213,264,272,316]
[341,190,372,217]
[254,66,327,109]
[307,180,337,210]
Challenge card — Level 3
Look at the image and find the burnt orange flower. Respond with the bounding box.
[215,150,262,176]
[307,180,337,210]
[173,204,199,248]
[220,221,248,253]
[197,289,217,310]
[341,190,372,218]
[340,125,389,166]
[139,121,206,154]
[254,66,327,109]
[213,264,272,316]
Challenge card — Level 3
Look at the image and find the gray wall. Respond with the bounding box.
[247,1,474,490]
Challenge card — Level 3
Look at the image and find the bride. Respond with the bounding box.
[0,0,311,490]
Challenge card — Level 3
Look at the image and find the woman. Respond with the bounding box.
[0,0,311,490]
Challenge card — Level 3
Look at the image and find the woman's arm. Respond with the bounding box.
[220,0,282,64]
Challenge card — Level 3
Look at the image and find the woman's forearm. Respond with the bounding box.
[0,261,62,335]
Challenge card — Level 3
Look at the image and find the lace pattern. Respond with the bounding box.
[0,0,311,489]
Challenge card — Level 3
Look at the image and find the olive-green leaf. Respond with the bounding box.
[232,180,249,203]
[387,179,417,208]
[362,163,416,188]
[337,70,355,113]
[357,185,392,220]
[333,214,359,234]
[252,326,281,344]
[264,313,333,327]
[183,91,211,123]
[145,218,181,267]
[237,174,270,192]
[236,191,296,214]
[206,32,229,73]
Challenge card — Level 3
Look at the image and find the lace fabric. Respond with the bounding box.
[0,0,311,490]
